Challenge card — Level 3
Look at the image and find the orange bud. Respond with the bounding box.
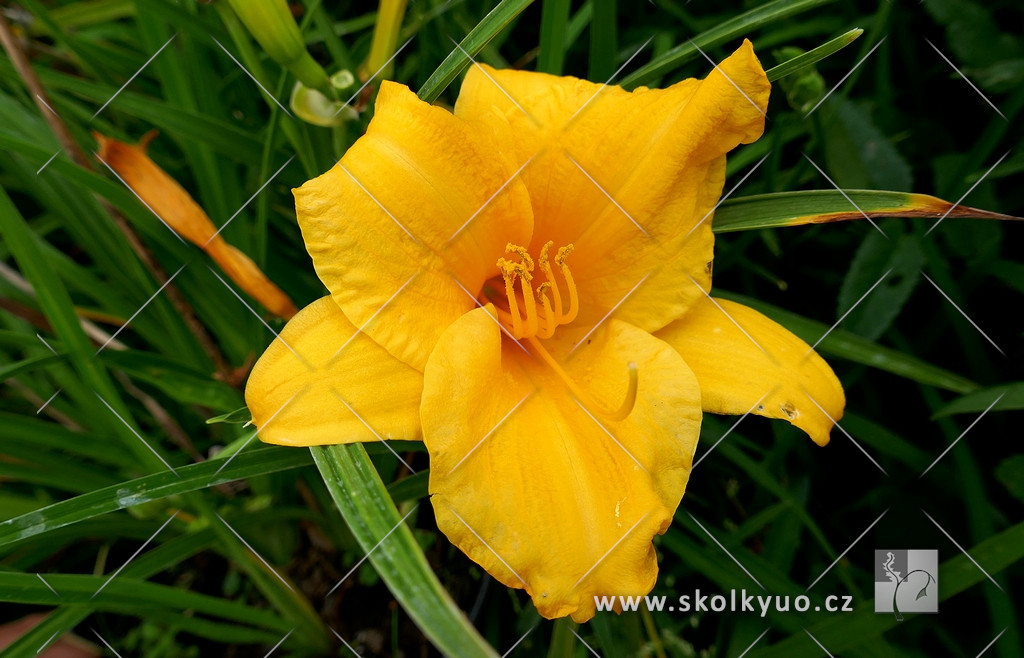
[95,131,297,319]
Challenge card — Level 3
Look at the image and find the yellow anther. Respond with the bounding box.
[554,244,574,265]
[506,243,534,272]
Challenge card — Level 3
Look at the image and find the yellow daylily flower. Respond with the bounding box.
[245,40,845,622]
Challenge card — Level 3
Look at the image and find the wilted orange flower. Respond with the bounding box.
[95,131,297,320]
[246,41,844,621]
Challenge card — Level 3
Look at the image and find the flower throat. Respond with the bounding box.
[495,241,577,340]
[487,241,637,422]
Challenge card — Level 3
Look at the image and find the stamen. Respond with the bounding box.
[494,242,580,340]
[516,263,539,338]
[497,258,523,338]
[538,241,563,319]
[555,245,579,323]
[536,282,556,339]
[526,337,638,421]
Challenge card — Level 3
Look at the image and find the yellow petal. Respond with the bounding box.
[244,297,422,446]
[295,81,534,371]
[421,307,701,622]
[454,41,769,332]
[95,131,297,319]
[655,297,844,446]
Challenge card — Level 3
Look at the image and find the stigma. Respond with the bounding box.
[495,241,578,340]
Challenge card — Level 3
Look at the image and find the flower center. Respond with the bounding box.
[494,241,578,340]
[485,241,637,422]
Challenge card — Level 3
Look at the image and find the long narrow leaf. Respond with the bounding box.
[312,444,497,658]
[418,0,534,104]
[712,190,1021,233]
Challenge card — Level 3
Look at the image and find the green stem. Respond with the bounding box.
[547,617,578,658]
